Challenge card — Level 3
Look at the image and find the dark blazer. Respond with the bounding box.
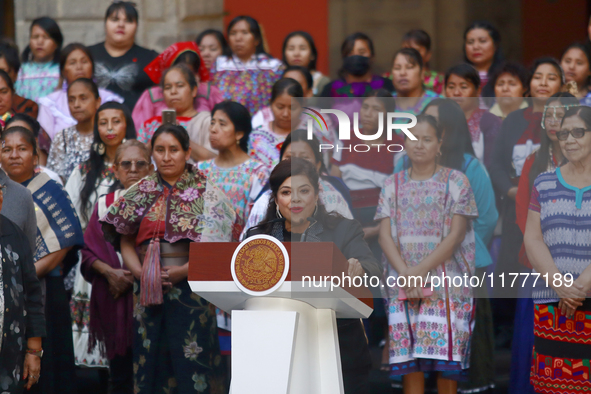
[253,216,382,372]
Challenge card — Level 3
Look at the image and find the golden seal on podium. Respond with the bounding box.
[231,234,290,296]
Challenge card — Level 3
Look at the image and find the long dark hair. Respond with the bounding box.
[22,17,63,63]
[196,29,231,57]
[227,16,267,57]
[529,93,579,186]
[4,113,41,138]
[282,31,318,71]
[422,98,475,171]
[79,102,136,223]
[260,158,341,235]
[0,69,14,93]
[463,21,503,97]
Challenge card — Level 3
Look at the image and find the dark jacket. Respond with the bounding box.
[0,169,37,254]
[252,216,381,372]
[0,215,46,392]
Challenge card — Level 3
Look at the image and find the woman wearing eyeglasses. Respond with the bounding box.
[65,101,136,370]
[525,105,591,392]
[80,140,153,393]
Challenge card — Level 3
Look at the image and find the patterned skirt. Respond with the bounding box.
[531,299,591,393]
[132,279,226,393]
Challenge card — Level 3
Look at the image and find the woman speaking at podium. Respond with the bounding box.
[101,124,237,393]
[248,158,382,394]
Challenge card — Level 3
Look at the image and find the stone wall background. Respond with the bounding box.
[14,0,225,54]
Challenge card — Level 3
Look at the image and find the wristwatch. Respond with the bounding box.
[26,348,43,358]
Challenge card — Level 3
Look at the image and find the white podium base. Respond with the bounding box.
[230,297,343,394]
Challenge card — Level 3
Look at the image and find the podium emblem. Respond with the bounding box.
[231,234,290,296]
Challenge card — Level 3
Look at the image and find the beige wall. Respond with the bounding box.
[328,0,522,78]
[14,0,224,55]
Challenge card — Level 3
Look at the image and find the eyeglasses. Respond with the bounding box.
[118,160,149,171]
[555,128,590,141]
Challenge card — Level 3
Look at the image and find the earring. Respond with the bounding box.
[122,138,127,144]
[93,142,106,155]
[276,205,283,218]
[313,203,318,216]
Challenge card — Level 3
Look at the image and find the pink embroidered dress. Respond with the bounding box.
[374,167,478,375]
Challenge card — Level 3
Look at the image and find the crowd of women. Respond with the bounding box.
[0,1,590,393]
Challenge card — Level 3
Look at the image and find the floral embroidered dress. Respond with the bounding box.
[212,54,283,115]
[197,159,269,231]
[47,126,94,181]
[374,167,478,376]
[100,165,237,393]
[14,61,60,101]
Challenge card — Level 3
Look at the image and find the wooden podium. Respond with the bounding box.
[188,235,374,394]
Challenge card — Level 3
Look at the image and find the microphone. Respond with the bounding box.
[244,217,286,239]
[301,216,318,242]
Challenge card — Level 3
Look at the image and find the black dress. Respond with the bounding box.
[0,215,46,394]
[255,216,382,394]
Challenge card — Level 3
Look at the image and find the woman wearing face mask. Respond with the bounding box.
[196,29,230,71]
[47,78,102,182]
[391,48,440,116]
[560,43,591,105]
[212,15,283,115]
[101,124,237,394]
[1,126,84,394]
[510,93,580,393]
[444,64,502,167]
[320,32,394,98]
[15,17,63,101]
[132,42,224,131]
[65,101,136,370]
[80,140,153,394]
[249,158,381,394]
[525,106,591,393]
[489,62,530,119]
[463,21,504,100]
[37,43,123,141]
[88,2,158,109]
[244,129,353,239]
[488,57,564,341]
[282,31,330,96]
[376,115,478,393]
